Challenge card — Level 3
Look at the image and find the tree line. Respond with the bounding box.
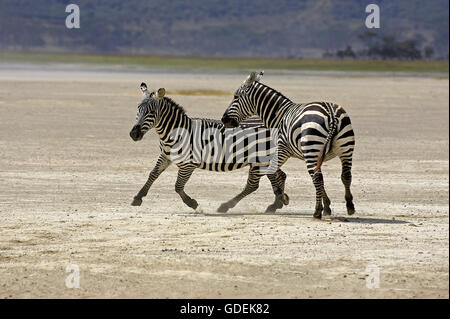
[323,32,445,60]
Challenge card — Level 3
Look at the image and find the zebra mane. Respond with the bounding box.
[255,81,292,103]
[191,116,265,129]
[161,96,186,114]
[192,117,222,124]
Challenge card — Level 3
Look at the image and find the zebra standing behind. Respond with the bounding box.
[129,82,289,213]
[221,72,356,219]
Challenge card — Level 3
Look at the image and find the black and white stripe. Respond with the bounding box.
[221,72,356,219]
[130,83,289,213]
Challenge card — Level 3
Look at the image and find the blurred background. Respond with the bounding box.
[0,0,448,72]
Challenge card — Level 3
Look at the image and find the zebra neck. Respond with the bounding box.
[155,103,191,141]
[253,83,294,128]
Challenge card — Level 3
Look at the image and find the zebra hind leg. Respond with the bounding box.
[217,167,262,213]
[310,168,332,219]
[175,165,199,210]
[341,159,355,215]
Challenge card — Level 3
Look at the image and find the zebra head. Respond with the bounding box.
[221,71,264,128]
[129,82,166,141]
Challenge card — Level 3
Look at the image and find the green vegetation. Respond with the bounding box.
[1,52,448,74]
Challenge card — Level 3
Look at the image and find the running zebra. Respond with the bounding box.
[129,82,289,213]
[221,72,355,219]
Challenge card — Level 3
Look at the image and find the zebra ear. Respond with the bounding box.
[140,82,150,97]
[256,71,264,82]
[156,88,166,99]
[244,72,258,87]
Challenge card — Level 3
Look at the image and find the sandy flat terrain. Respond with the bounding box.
[0,66,448,298]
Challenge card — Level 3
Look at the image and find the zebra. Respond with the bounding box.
[221,72,355,219]
[129,82,290,213]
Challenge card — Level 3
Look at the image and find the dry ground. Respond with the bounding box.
[0,66,448,298]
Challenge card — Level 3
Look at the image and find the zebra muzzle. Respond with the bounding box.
[130,125,143,141]
[221,116,239,128]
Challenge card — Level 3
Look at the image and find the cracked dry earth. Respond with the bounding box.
[0,66,448,298]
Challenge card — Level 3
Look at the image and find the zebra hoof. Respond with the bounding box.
[313,212,322,219]
[266,199,283,213]
[131,197,142,206]
[195,205,204,214]
[282,193,290,205]
[187,199,199,210]
[217,203,230,213]
[265,205,276,214]
[347,203,355,215]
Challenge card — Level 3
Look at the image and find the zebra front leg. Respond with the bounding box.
[276,169,289,205]
[341,159,355,215]
[265,149,291,212]
[265,170,288,213]
[132,154,171,206]
[274,146,292,207]
[217,167,262,213]
[175,164,199,210]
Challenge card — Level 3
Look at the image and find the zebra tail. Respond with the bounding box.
[313,117,338,173]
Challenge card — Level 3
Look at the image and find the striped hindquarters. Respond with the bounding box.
[287,102,355,172]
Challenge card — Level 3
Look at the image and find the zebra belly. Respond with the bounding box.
[198,161,249,172]
[161,125,277,172]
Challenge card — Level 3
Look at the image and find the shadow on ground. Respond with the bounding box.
[197,212,409,224]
